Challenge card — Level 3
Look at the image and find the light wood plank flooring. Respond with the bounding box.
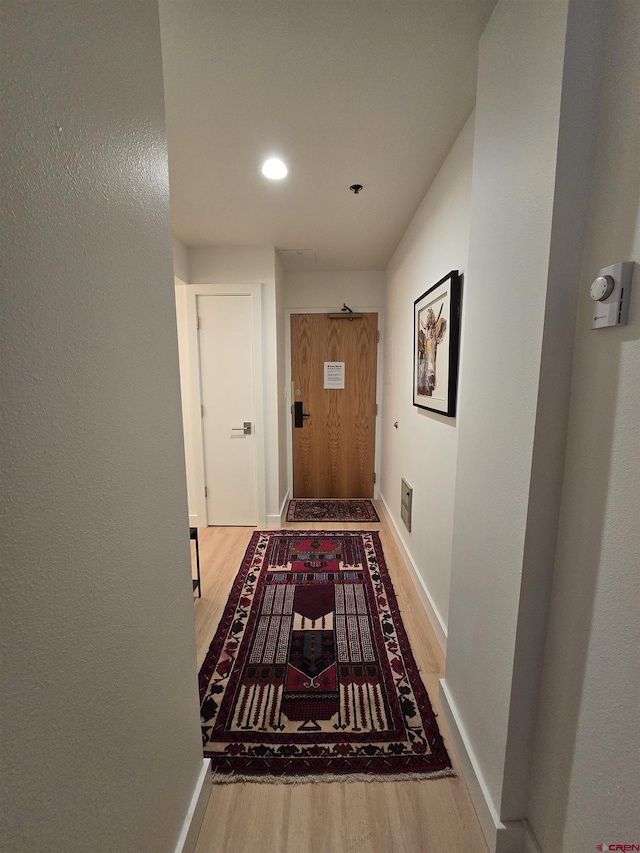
[192,509,487,853]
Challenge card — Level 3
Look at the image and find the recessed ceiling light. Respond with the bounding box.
[261,157,288,180]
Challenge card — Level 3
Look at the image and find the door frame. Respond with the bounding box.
[185,283,267,527]
[285,306,384,501]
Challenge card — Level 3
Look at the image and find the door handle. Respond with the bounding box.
[294,401,310,428]
[231,422,252,435]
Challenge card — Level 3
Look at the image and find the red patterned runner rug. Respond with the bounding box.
[286,498,380,523]
[199,530,453,783]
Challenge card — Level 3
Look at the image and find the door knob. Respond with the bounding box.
[231,422,252,435]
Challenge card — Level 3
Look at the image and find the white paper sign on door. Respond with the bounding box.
[324,361,345,389]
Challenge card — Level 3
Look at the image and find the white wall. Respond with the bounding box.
[284,270,385,310]
[189,246,275,284]
[173,237,196,523]
[1,3,205,851]
[443,1,608,847]
[527,2,640,849]
[379,112,475,647]
[173,235,189,282]
[174,280,199,525]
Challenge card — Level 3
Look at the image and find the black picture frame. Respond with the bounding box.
[413,269,462,417]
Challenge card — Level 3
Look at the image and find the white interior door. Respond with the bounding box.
[198,294,257,525]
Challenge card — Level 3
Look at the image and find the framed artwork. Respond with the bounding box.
[413,269,461,417]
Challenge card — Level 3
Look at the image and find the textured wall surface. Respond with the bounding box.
[1,3,204,851]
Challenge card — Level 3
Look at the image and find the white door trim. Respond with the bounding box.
[285,306,384,501]
[185,283,266,527]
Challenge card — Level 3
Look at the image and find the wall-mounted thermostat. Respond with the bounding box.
[590,261,634,329]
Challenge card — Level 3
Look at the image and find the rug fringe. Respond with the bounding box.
[211,768,456,785]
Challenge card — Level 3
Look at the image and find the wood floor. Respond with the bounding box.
[192,509,487,853]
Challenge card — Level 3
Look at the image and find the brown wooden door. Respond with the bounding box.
[291,312,378,497]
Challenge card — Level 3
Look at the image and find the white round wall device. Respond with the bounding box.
[590,274,614,302]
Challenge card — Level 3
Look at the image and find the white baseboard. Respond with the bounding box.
[266,491,290,529]
[377,493,448,654]
[439,680,527,853]
[173,758,212,853]
[188,514,203,529]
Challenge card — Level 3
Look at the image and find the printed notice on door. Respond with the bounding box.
[324,361,345,389]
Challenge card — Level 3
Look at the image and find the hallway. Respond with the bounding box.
[5,2,638,850]
[192,510,487,853]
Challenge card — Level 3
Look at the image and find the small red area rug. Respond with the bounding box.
[286,498,380,523]
[199,530,452,783]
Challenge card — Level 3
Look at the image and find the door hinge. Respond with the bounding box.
[377,329,380,343]
[204,486,208,498]
[373,473,376,484]
[196,316,201,330]
[200,404,204,417]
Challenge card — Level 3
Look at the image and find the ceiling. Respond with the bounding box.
[159,1,495,272]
